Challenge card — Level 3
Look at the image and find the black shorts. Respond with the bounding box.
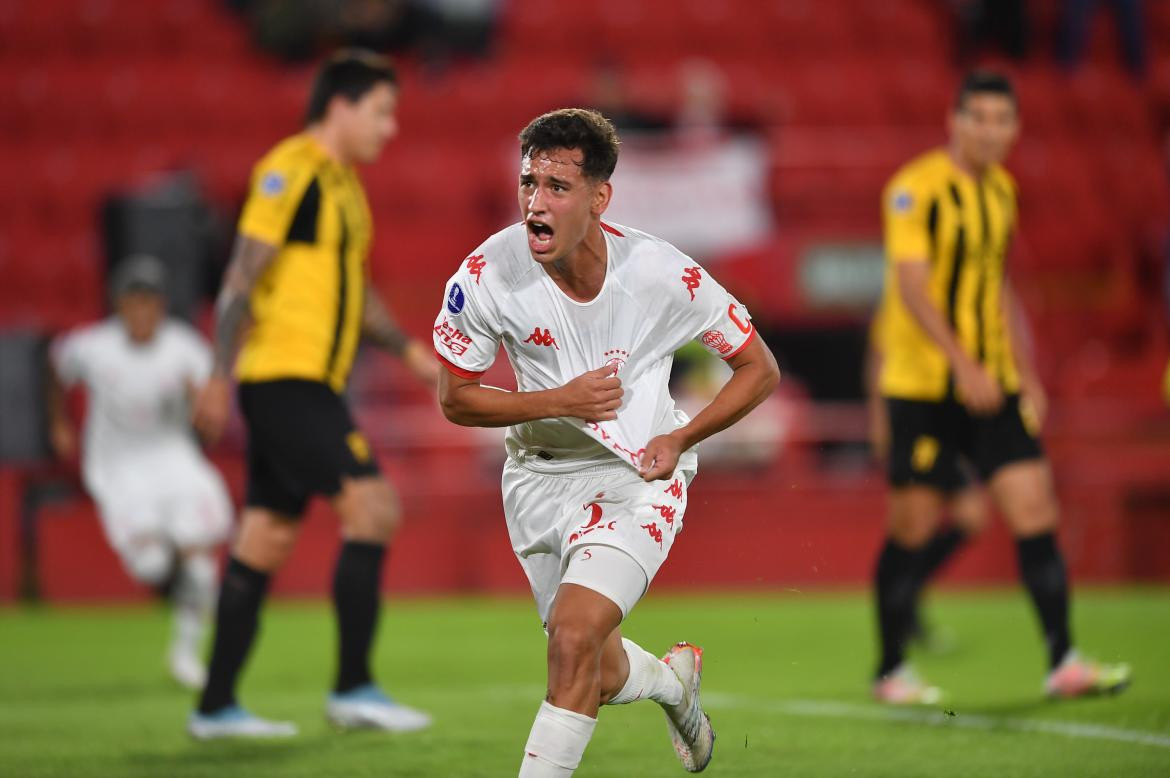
[886,394,1043,489]
[239,379,380,517]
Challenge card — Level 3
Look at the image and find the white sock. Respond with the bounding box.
[172,552,216,655]
[518,701,597,777]
[607,638,683,707]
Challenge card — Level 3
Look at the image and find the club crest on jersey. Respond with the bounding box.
[602,348,629,374]
[701,330,732,355]
[465,254,486,285]
[524,327,559,349]
[446,282,465,315]
[260,171,286,196]
[681,267,703,301]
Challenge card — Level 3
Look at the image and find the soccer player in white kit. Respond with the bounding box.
[47,255,232,689]
[434,109,780,776]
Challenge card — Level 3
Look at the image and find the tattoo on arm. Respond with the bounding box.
[212,235,278,376]
[362,290,409,356]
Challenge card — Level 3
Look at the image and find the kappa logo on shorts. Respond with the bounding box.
[524,327,559,349]
[465,254,486,285]
[664,480,685,500]
[911,435,939,472]
[346,432,371,463]
[569,500,617,544]
[701,330,732,355]
[650,504,676,527]
[681,267,702,301]
[641,522,664,548]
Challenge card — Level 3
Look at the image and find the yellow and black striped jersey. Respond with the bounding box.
[877,148,1020,401]
[235,133,372,392]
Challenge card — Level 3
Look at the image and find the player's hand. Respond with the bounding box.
[639,432,683,481]
[557,365,623,422]
[49,418,77,460]
[1019,372,1048,431]
[954,357,1003,416]
[402,340,441,389]
[192,375,232,444]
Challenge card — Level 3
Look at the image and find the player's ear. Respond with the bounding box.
[591,180,612,216]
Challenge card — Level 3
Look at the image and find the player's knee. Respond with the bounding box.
[338,482,400,542]
[124,543,172,586]
[547,621,603,674]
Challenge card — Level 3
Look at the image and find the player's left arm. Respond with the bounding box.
[639,334,780,481]
[362,286,440,387]
[1003,277,1046,427]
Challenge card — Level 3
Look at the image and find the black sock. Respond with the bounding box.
[907,526,969,636]
[333,541,386,694]
[874,538,922,678]
[198,557,270,714]
[1016,532,1073,670]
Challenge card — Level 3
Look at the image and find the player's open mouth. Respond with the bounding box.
[527,220,554,253]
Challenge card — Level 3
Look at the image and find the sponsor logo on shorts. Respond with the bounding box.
[701,330,732,355]
[347,431,371,463]
[911,435,939,472]
[569,500,617,544]
[681,267,702,301]
[524,327,559,349]
[446,282,465,315]
[434,317,473,357]
[465,254,486,285]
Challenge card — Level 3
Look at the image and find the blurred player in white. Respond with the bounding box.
[48,255,231,690]
[435,109,780,776]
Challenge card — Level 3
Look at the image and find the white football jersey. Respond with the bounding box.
[52,319,214,480]
[433,221,756,475]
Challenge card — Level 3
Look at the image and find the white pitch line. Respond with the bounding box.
[703,693,1170,750]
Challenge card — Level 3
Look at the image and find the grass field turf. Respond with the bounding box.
[1,589,1167,777]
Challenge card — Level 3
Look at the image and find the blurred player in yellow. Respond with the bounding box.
[187,50,438,739]
[47,256,231,691]
[871,71,1131,703]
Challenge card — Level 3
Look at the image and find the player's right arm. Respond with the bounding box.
[191,235,278,443]
[438,366,623,427]
[885,174,1001,415]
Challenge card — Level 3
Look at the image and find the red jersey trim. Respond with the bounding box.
[601,222,624,237]
[435,349,485,380]
[721,326,756,361]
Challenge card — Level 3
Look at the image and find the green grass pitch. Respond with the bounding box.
[1,589,1167,777]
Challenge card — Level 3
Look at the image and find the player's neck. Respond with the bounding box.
[305,124,352,167]
[545,224,608,302]
[947,144,989,180]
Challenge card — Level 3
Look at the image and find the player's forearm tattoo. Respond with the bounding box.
[362,292,409,356]
[212,236,277,376]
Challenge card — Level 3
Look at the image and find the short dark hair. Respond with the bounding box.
[518,108,620,182]
[305,49,397,124]
[955,70,1017,112]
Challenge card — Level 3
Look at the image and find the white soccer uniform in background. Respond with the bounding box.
[52,319,231,579]
[434,221,754,623]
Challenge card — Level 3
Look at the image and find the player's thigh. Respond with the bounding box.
[988,459,1059,537]
[232,507,302,572]
[945,462,990,535]
[333,475,401,542]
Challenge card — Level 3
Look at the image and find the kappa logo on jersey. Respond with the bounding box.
[524,327,560,349]
[586,422,646,467]
[434,317,473,356]
[465,254,486,285]
[664,479,685,500]
[650,504,676,527]
[681,267,703,301]
[569,500,617,544]
[641,522,664,548]
[446,282,465,315]
[701,330,732,355]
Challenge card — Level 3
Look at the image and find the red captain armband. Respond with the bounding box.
[435,349,484,380]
